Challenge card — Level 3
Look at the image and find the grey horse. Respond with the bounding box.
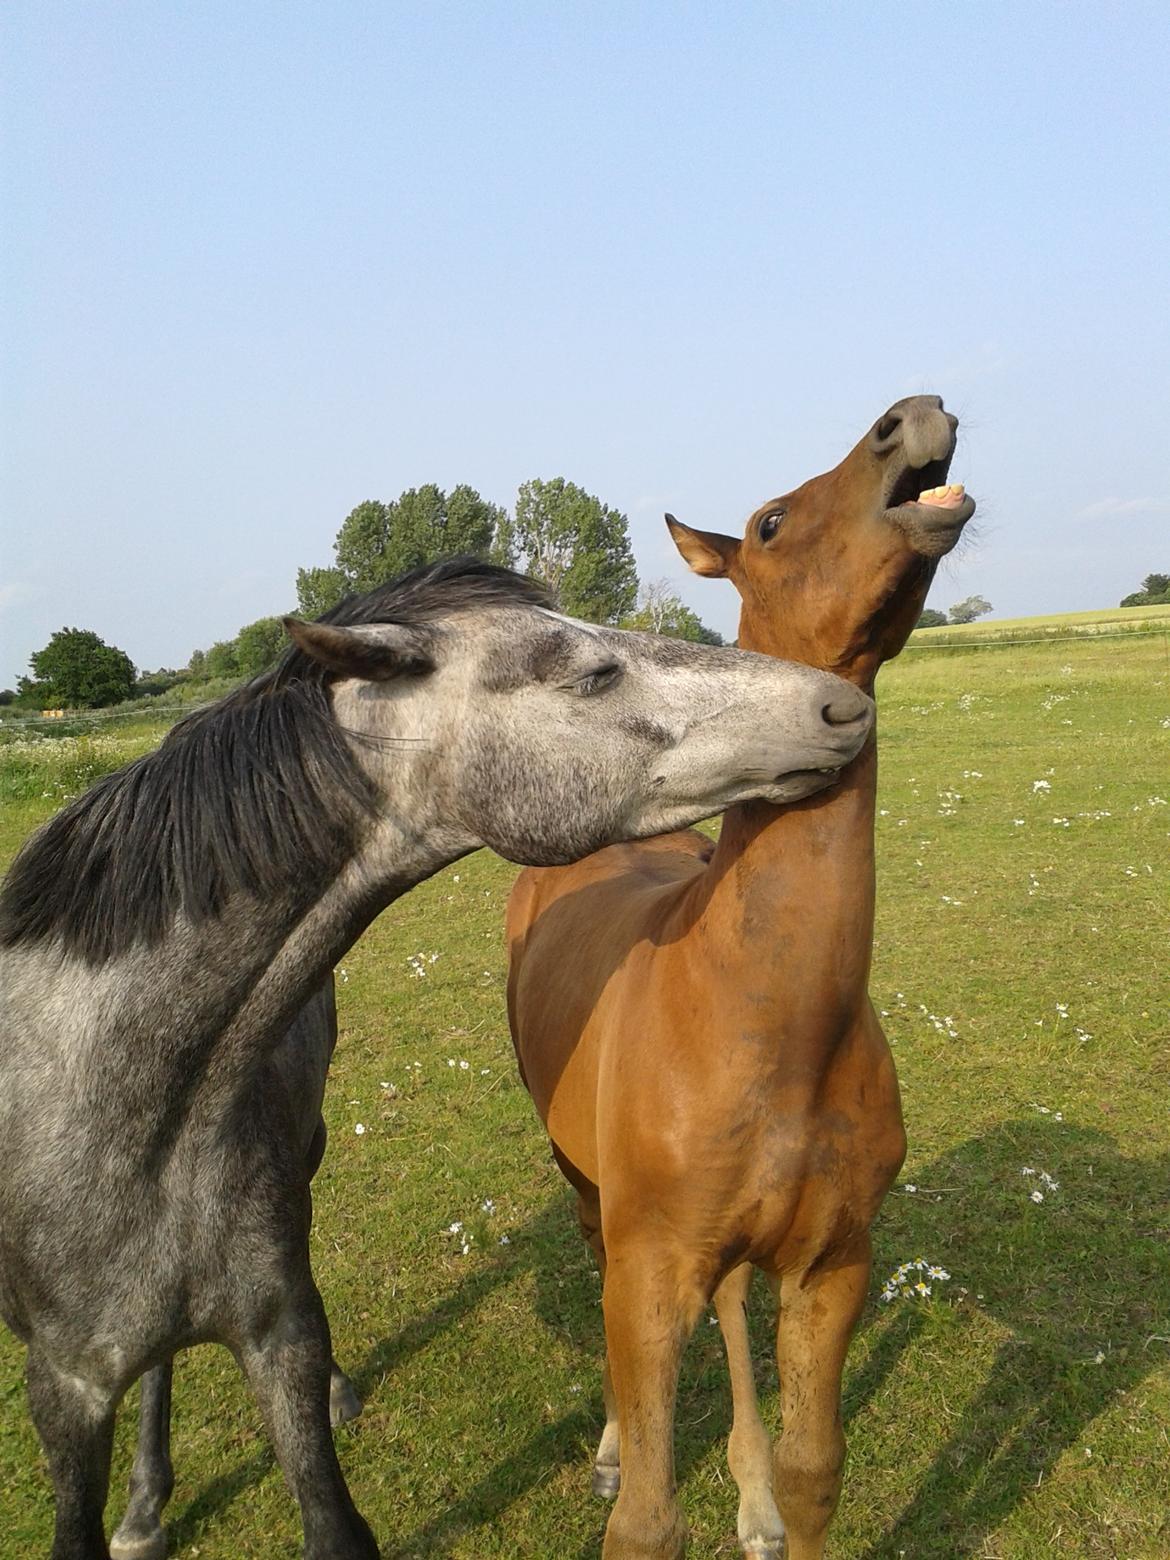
[0,558,872,1560]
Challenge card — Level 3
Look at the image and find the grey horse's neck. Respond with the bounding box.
[5,817,454,1148]
[203,818,456,1104]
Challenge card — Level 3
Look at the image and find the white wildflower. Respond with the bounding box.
[879,1256,952,1302]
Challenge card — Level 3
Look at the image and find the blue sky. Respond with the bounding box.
[3,1,1168,684]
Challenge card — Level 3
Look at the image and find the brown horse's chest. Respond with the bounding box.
[750,1069,905,1272]
[692,1020,905,1273]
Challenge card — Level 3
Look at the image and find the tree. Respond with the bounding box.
[134,667,181,698]
[1120,571,1170,607]
[186,648,208,679]
[622,579,724,643]
[233,617,287,679]
[513,478,638,624]
[24,627,135,708]
[948,595,993,625]
[205,640,240,679]
[0,689,16,706]
[299,484,514,614]
[13,678,50,709]
[295,565,348,618]
[916,608,949,629]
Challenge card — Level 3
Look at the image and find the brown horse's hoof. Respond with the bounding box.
[592,1462,621,1499]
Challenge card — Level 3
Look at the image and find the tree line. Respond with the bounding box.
[4,477,723,711]
[1120,572,1170,608]
[916,595,994,629]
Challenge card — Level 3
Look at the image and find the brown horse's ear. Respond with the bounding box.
[283,618,434,681]
[665,514,740,579]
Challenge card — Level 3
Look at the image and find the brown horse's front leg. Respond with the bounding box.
[772,1237,872,1560]
[599,1239,704,1560]
[572,1189,622,1499]
[715,1264,785,1558]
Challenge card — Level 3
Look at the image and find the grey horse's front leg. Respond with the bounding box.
[306,1115,363,1432]
[109,1362,174,1560]
[26,1346,117,1560]
[237,1277,378,1559]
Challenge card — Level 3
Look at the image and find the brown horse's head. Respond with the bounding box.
[667,394,976,687]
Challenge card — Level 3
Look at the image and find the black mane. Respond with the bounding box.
[0,558,553,965]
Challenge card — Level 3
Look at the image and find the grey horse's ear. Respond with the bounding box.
[665,514,741,579]
[282,618,435,681]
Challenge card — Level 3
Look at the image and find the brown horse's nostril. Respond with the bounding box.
[873,411,902,446]
[822,694,868,728]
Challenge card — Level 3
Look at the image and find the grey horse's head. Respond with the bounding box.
[287,568,872,867]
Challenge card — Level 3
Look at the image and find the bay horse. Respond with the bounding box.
[0,557,871,1560]
[506,397,976,1559]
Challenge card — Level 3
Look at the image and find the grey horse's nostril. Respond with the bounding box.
[822,695,868,728]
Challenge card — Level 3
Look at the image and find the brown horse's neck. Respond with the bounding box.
[697,732,878,1043]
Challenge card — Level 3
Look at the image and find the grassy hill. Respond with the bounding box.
[1,628,1168,1558]
[910,602,1170,648]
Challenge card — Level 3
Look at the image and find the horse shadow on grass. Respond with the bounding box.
[163,1118,1169,1557]
[850,1117,1170,1558]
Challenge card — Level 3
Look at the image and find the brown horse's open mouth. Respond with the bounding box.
[885,453,976,554]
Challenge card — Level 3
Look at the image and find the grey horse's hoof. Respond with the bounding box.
[109,1527,168,1560]
[329,1372,363,1427]
[743,1546,785,1560]
[592,1462,621,1500]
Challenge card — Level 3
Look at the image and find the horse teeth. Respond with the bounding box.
[918,483,965,505]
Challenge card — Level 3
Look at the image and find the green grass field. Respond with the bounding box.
[1,626,1168,1558]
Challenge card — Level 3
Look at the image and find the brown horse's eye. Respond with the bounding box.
[758,510,785,543]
